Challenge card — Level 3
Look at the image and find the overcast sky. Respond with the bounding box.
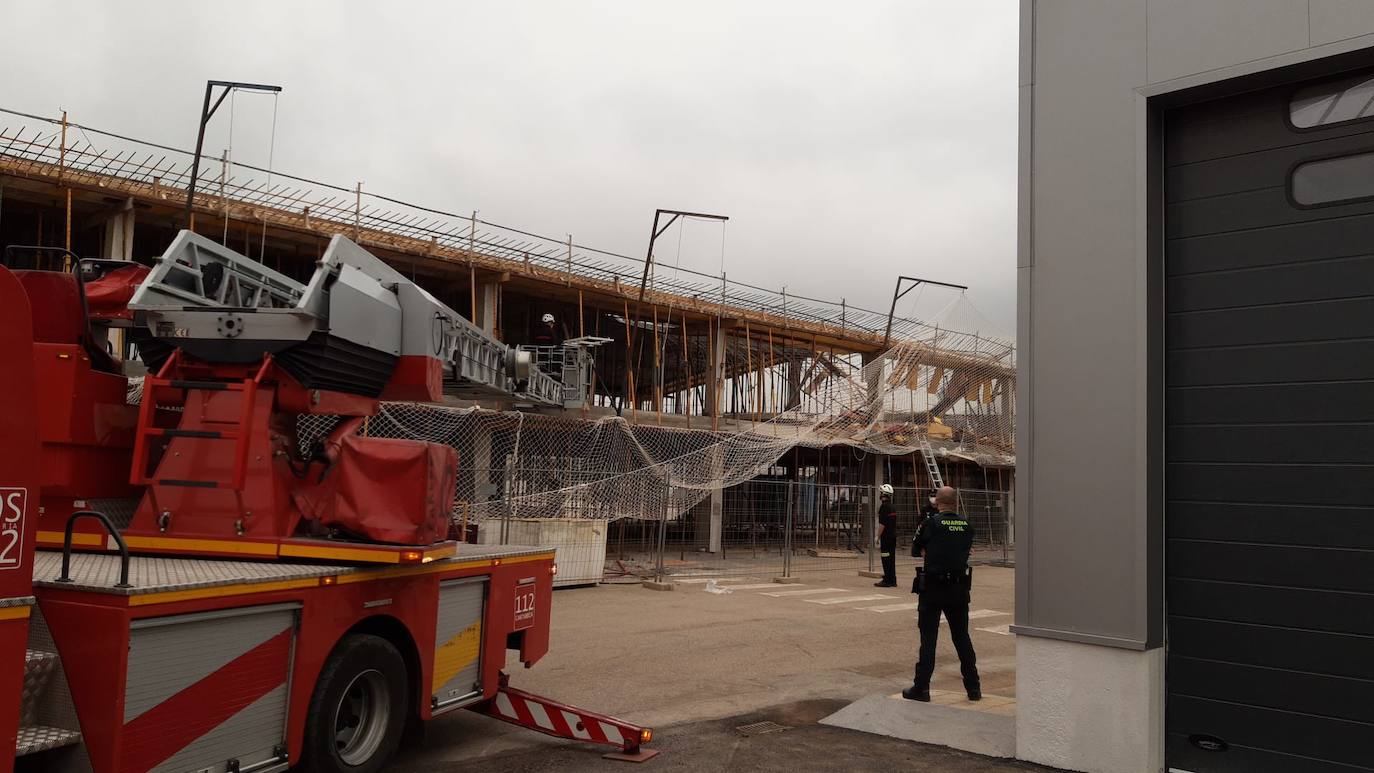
[5,1,1018,339]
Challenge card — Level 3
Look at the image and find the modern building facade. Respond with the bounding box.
[1018,2,1374,771]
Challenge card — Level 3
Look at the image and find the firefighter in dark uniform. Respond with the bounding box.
[903,485,981,702]
[874,484,897,588]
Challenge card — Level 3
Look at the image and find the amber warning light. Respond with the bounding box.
[400,550,424,564]
[640,728,653,744]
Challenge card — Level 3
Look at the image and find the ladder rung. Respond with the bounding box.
[158,479,219,489]
[152,428,236,440]
[165,379,245,392]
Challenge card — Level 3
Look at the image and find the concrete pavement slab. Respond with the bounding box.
[820,692,1016,758]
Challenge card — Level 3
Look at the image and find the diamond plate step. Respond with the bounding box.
[22,649,58,725]
[16,724,81,756]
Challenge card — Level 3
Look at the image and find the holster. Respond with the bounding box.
[915,566,973,595]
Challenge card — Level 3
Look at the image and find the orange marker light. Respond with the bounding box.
[319,576,338,586]
[640,728,653,744]
[493,558,502,567]
[400,550,423,564]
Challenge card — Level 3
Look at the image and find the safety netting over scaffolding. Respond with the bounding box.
[284,310,1014,529]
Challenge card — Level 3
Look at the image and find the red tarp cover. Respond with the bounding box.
[294,435,457,545]
[85,264,150,321]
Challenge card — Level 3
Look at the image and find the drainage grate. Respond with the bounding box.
[735,720,790,737]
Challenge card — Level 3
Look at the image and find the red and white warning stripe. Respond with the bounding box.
[479,683,648,752]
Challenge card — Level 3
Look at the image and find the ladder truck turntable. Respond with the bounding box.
[0,232,653,772]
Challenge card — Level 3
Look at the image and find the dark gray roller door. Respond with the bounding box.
[1165,70,1374,773]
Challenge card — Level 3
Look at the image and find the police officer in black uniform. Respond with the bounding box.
[903,485,981,702]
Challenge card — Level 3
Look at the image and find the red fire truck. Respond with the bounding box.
[0,233,654,772]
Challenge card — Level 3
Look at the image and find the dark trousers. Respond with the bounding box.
[880,545,896,584]
[914,592,980,690]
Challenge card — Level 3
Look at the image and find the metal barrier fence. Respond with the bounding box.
[556,482,1013,584]
[453,463,1012,585]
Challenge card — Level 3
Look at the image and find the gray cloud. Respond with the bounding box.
[5,0,1017,339]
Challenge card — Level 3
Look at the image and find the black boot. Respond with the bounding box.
[902,683,930,702]
[966,684,982,701]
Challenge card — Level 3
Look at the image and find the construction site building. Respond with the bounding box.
[0,108,1016,571]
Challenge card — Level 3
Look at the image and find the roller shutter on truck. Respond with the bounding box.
[122,604,297,773]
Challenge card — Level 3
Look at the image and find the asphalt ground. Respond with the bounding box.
[391,566,1018,771]
[394,699,1050,773]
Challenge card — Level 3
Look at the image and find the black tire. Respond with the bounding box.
[300,634,409,773]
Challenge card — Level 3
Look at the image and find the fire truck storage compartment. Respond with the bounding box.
[431,577,487,712]
[125,603,297,773]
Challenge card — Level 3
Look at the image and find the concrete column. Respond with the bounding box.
[470,424,494,501]
[474,281,498,334]
[860,351,883,420]
[785,356,803,411]
[704,322,726,418]
[692,444,725,553]
[101,200,135,260]
[100,200,135,361]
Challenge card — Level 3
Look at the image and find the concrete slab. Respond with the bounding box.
[641,579,676,591]
[820,692,1016,759]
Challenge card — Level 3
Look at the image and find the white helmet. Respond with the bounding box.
[880,484,894,496]
[541,313,555,323]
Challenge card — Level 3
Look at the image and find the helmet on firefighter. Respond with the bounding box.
[541,313,555,324]
[880,484,894,496]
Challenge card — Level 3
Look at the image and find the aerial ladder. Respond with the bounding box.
[0,232,652,773]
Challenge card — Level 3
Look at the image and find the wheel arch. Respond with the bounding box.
[345,614,425,722]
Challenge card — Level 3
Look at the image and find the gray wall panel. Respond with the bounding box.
[1017,0,1149,642]
[1310,0,1374,46]
[1146,0,1308,83]
[1020,0,1374,651]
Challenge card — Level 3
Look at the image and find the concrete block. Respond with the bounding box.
[821,692,1014,758]
[641,580,676,592]
[771,576,803,584]
[1016,635,1163,772]
[858,570,884,579]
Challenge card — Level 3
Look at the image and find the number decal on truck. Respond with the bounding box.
[514,579,536,630]
[0,488,27,570]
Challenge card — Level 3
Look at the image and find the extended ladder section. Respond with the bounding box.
[128,230,565,405]
[918,438,945,488]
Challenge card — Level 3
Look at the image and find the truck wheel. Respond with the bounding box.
[301,634,409,773]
